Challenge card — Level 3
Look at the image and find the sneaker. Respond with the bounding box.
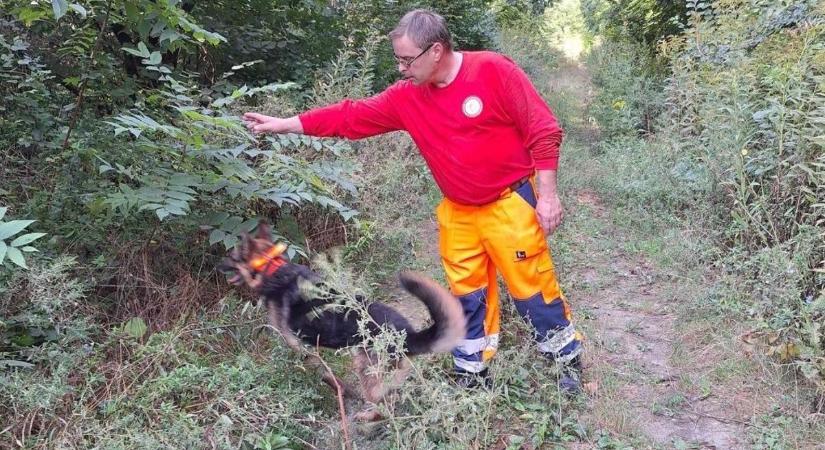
[558,369,581,395]
[558,357,583,395]
[454,368,493,390]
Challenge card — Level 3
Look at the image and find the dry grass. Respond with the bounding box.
[106,243,231,331]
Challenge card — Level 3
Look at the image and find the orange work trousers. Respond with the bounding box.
[436,178,582,374]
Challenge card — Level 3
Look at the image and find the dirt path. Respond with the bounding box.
[555,62,755,448]
[570,193,749,448]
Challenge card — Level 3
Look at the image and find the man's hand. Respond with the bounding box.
[536,193,563,235]
[535,169,563,235]
[242,112,303,135]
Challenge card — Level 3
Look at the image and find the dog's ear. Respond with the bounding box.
[239,232,255,258]
[255,222,273,242]
[229,244,241,261]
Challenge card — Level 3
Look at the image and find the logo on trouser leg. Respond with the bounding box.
[515,250,526,260]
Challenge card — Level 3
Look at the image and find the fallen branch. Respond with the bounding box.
[313,341,352,450]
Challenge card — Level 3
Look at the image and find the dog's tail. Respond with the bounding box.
[398,271,466,355]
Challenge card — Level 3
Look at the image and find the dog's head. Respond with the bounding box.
[218,224,288,290]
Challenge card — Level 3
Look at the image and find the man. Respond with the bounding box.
[243,9,583,392]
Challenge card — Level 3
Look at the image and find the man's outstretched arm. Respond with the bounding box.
[243,113,304,135]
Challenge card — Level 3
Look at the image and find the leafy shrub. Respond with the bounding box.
[586,0,825,395]
[580,0,687,50]
[0,24,69,153]
[586,39,665,137]
[0,207,46,270]
[0,257,94,436]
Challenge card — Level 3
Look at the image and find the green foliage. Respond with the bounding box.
[0,207,46,270]
[581,0,687,50]
[586,39,665,137]
[1,276,325,448]
[586,0,825,395]
[193,0,500,90]
[491,0,555,27]
[194,0,343,84]
[0,27,68,152]
[0,257,93,427]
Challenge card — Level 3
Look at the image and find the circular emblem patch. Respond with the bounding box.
[462,96,483,118]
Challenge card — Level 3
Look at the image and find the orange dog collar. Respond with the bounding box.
[250,242,288,273]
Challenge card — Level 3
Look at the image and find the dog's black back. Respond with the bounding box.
[259,262,463,355]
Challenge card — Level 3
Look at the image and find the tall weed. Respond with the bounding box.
[586,39,665,137]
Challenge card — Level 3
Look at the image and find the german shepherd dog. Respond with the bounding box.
[219,225,465,421]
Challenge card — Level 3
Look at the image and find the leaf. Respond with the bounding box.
[163,203,187,216]
[0,241,6,265]
[123,317,148,339]
[203,212,230,226]
[164,191,194,202]
[6,246,26,269]
[123,47,147,58]
[0,220,35,240]
[68,3,87,18]
[145,51,162,66]
[223,235,238,249]
[340,209,359,222]
[209,229,226,245]
[51,0,68,20]
[0,360,35,369]
[137,42,150,58]
[138,203,164,211]
[159,29,181,44]
[239,218,260,233]
[0,207,6,221]
[10,233,46,247]
[16,8,49,26]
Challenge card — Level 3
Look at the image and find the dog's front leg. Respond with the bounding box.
[302,353,353,397]
[351,350,414,422]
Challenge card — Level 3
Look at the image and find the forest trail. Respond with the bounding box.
[549,61,759,448]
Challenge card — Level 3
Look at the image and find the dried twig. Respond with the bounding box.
[313,341,352,450]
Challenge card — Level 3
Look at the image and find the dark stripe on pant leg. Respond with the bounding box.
[453,287,488,371]
[513,293,580,358]
[513,293,570,338]
[456,287,488,340]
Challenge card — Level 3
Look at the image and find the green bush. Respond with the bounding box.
[585,0,825,395]
[586,39,665,138]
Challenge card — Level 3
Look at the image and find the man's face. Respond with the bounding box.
[392,35,436,85]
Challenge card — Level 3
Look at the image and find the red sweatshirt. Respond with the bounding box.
[299,51,563,205]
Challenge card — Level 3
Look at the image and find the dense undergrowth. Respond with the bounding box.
[584,0,825,410]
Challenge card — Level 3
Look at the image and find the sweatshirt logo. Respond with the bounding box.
[462,96,483,118]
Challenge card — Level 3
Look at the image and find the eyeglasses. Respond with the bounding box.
[394,43,434,67]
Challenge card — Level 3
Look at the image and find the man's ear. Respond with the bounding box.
[432,42,445,62]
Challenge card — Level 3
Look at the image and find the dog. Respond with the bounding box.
[218,225,465,421]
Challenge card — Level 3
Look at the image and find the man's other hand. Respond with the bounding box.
[536,194,563,235]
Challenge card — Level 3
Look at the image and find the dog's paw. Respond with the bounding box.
[353,407,383,422]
